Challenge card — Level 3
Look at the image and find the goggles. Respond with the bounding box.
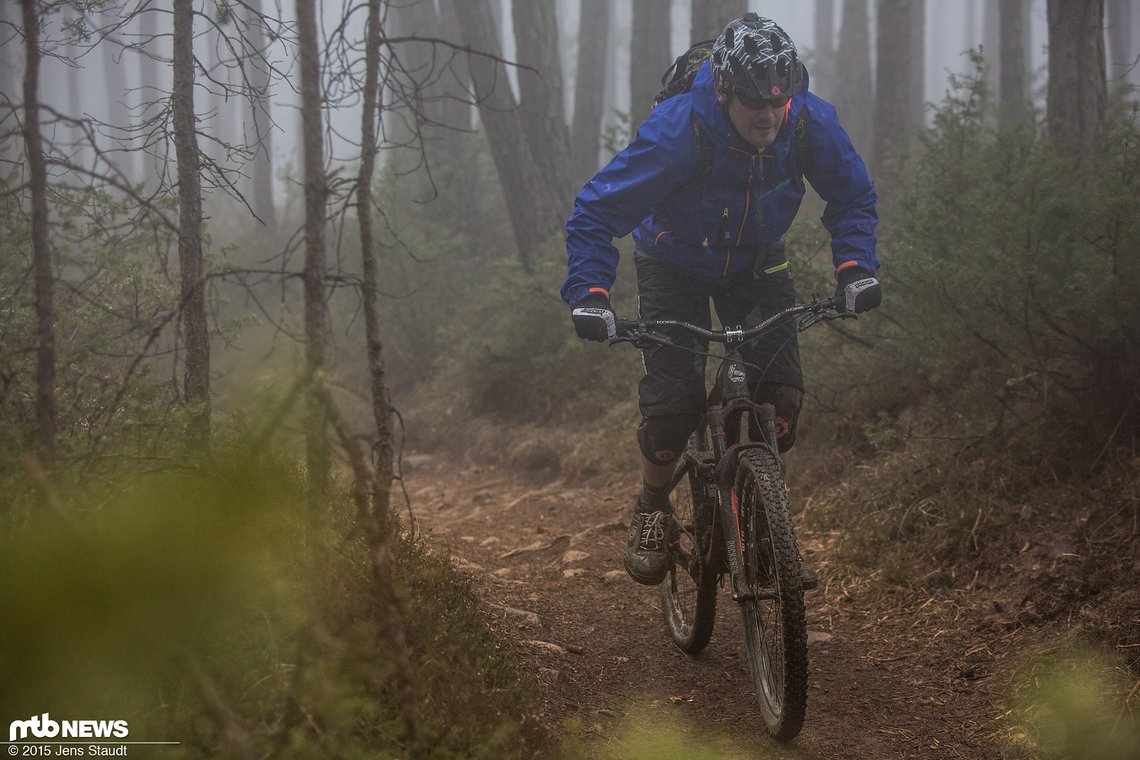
[732,92,791,111]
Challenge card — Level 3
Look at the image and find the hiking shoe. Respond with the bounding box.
[624,508,671,585]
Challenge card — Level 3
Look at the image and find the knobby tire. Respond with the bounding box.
[659,453,718,654]
[736,447,808,741]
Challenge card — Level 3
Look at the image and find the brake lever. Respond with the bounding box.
[609,332,673,350]
[798,310,857,332]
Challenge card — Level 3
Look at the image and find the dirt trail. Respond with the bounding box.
[407,460,1015,759]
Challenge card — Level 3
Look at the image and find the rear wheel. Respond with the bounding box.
[736,448,808,741]
[659,456,718,655]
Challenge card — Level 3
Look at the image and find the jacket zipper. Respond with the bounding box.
[735,154,757,247]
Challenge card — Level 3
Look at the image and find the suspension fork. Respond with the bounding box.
[713,398,781,602]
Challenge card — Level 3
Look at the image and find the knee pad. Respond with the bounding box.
[637,413,701,464]
[751,382,803,452]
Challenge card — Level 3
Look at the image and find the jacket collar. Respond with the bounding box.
[691,60,809,161]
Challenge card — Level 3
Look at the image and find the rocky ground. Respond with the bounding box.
[404,457,1138,759]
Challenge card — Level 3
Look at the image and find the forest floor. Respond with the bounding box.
[404,454,1140,759]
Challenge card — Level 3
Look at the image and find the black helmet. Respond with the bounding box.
[711,13,803,99]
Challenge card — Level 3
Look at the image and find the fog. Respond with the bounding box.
[3,0,1138,200]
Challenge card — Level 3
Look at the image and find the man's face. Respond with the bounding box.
[715,81,789,149]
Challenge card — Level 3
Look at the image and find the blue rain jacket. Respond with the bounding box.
[562,62,878,306]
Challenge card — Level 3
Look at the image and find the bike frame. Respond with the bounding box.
[615,295,844,604]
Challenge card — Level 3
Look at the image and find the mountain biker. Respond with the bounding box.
[562,14,881,587]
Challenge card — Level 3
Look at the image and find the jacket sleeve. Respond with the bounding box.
[562,100,699,306]
[801,98,879,277]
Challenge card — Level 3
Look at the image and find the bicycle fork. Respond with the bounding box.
[709,364,782,603]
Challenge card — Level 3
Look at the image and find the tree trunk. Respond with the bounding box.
[22,0,55,466]
[172,0,210,443]
[690,0,744,44]
[138,5,165,190]
[101,7,135,184]
[814,0,836,101]
[451,0,565,271]
[511,0,575,203]
[601,0,628,144]
[629,0,670,127]
[296,0,329,504]
[66,6,83,145]
[386,0,435,153]
[571,0,608,182]
[0,1,17,119]
[983,0,1001,103]
[1106,0,1134,92]
[999,0,1029,129]
[1046,0,1107,153]
[834,0,873,153]
[359,0,394,528]
[910,0,926,127]
[357,1,420,748]
[241,0,275,227]
[873,0,921,171]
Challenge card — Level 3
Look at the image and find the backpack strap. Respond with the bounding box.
[687,103,810,188]
[792,107,811,181]
[686,114,716,187]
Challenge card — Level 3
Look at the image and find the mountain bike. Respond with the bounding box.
[610,294,848,741]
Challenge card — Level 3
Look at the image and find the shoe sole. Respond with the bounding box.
[624,556,669,586]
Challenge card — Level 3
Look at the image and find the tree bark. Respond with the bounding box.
[359,0,394,531]
[101,6,135,184]
[571,0,608,182]
[138,5,165,190]
[22,0,55,466]
[983,0,1001,104]
[66,6,83,145]
[1106,0,1134,92]
[834,0,873,153]
[1046,0,1107,153]
[873,0,922,171]
[296,0,329,504]
[910,0,926,126]
[357,2,420,748]
[172,0,210,443]
[451,0,564,270]
[0,1,17,127]
[512,0,575,202]
[241,0,276,227]
[999,0,1029,130]
[690,0,744,44]
[813,0,836,101]
[629,0,670,127]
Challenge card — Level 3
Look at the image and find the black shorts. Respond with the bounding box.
[635,247,804,419]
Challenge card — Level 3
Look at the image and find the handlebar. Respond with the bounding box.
[611,294,846,346]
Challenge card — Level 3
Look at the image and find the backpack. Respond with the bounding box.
[652,41,813,183]
[653,40,717,109]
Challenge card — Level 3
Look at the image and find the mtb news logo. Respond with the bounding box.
[9,713,129,741]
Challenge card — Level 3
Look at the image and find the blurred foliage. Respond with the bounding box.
[1002,644,1140,760]
[560,710,755,760]
[0,406,550,758]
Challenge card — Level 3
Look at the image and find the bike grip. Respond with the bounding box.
[571,307,617,340]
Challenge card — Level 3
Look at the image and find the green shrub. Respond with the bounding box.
[0,416,550,758]
[799,60,1140,477]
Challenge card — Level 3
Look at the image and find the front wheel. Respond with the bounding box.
[658,458,718,655]
[736,448,808,741]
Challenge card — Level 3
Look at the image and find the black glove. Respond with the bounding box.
[834,266,882,314]
[570,293,616,342]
